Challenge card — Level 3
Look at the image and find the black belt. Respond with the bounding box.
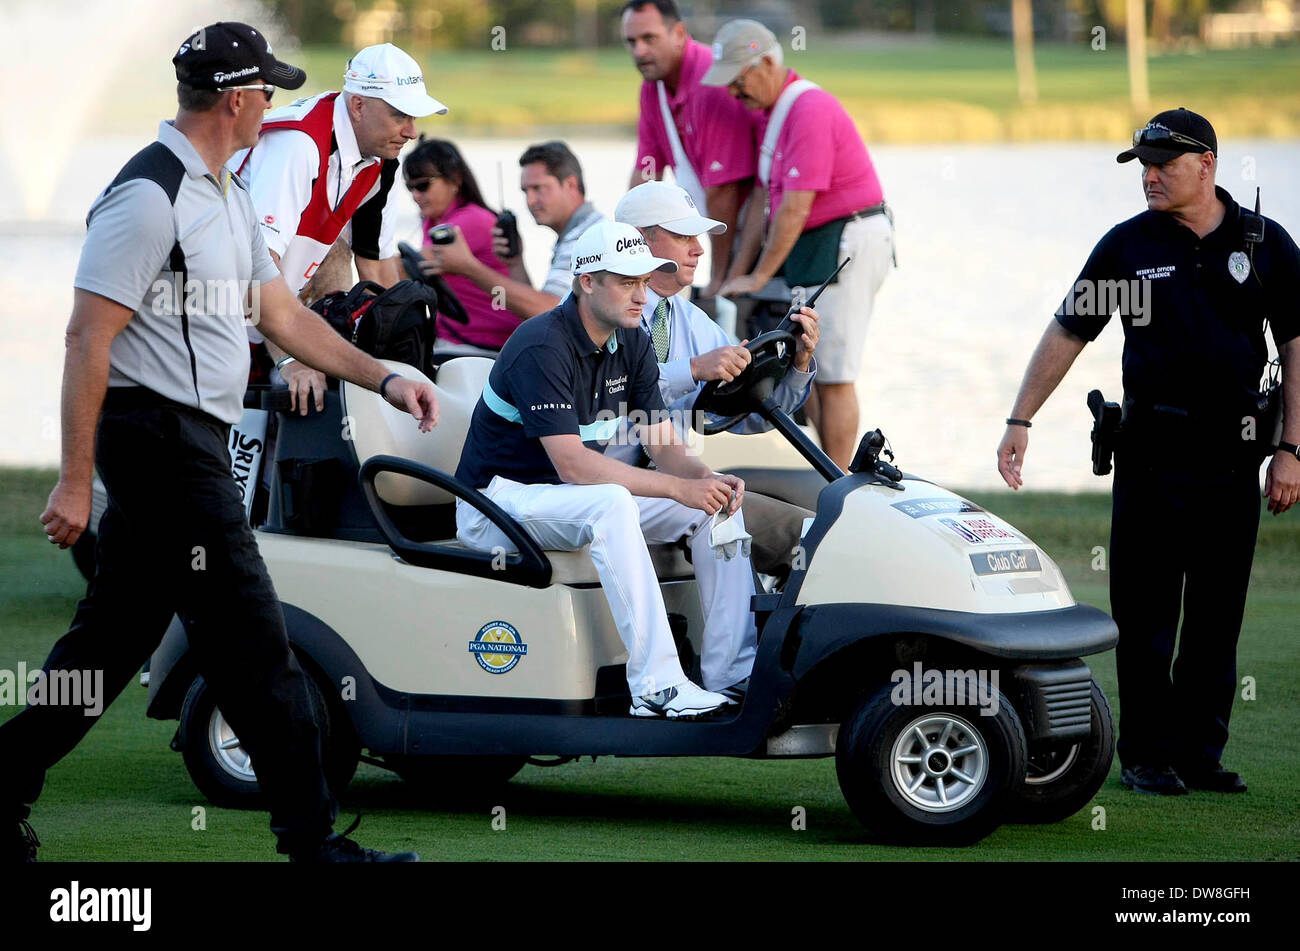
[848,202,889,222]
[1120,397,1250,435]
[102,386,220,425]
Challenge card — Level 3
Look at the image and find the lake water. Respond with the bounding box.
[3,135,1297,491]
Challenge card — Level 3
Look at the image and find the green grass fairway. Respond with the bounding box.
[2,467,1297,861]
[93,38,1300,141]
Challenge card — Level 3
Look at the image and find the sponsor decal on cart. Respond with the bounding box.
[891,498,984,519]
[468,621,528,674]
[969,548,1042,576]
[938,516,1018,545]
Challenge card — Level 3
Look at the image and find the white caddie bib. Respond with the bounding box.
[759,79,819,187]
[656,81,707,211]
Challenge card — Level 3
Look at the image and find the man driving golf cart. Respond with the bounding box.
[454,220,757,718]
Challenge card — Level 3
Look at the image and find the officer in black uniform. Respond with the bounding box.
[996,109,1299,796]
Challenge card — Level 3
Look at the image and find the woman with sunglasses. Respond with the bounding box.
[403,139,519,356]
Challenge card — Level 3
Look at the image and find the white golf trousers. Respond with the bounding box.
[455,477,757,696]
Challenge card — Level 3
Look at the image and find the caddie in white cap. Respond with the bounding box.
[231,41,448,413]
[454,218,760,719]
[343,43,448,118]
[613,181,820,592]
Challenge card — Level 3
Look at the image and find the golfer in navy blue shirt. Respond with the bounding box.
[456,220,758,718]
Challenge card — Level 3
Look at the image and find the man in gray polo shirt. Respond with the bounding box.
[5,22,436,864]
[426,140,605,320]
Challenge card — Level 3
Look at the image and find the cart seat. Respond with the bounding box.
[342,359,695,585]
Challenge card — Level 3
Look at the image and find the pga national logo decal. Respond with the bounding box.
[468,621,528,674]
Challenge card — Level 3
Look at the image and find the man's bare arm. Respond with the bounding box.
[262,247,329,414]
[749,188,814,284]
[1263,336,1300,515]
[461,256,559,319]
[996,320,1088,489]
[724,186,766,283]
[40,290,136,548]
[702,179,748,295]
[354,254,400,287]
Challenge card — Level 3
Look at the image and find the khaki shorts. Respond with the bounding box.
[793,213,893,384]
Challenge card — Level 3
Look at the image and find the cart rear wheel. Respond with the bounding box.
[178,665,359,809]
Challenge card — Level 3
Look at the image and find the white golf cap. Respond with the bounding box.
[342,43,448,117]
[571,221,678,277]
[615,181,726,236]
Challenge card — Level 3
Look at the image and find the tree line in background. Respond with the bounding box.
[267,0,1257,49]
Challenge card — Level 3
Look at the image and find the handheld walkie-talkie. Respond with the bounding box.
[1242,187,1265,244]
[495,162,521,259]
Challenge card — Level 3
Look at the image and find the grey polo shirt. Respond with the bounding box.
[540,201,606,298]
[74,120,280,424]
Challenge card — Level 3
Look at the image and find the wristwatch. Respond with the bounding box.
[1277,441,1300,459]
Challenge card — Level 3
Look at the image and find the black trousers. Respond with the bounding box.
[0,390,336,854]
[1110,430,1261,770]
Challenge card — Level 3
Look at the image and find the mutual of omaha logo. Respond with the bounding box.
[468,621,528,674]
[1228,251,1250,284]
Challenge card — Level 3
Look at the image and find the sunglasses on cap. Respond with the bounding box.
[217,83,275,102]
[1132,124,1213,154]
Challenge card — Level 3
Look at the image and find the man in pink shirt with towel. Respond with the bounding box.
[622,0,759,295]
[707,19,895,471]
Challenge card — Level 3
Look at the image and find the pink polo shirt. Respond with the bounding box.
[636,38,759,188]
[761,71,883,231]
[423,198,519,350]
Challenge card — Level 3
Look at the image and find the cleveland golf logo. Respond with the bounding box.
[469,620,528,674]
[50,882,151,931]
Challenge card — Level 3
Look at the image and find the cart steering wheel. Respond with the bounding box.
[690,327,799,436]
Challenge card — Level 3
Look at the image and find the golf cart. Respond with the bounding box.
[142,311,1118,846]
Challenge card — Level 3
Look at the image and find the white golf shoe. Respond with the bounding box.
[630,681,731,719]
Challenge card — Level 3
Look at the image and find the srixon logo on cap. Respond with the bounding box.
[574,253,604,268]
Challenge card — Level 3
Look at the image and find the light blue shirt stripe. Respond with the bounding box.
[482,378,625,442]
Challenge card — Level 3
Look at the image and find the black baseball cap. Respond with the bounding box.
[173,22,306,91]
[1117,107,1218,164]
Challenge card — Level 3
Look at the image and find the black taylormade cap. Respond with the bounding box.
[173,22,306,91]
[1117,107,1218,165]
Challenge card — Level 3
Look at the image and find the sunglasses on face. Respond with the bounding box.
[1132,124,1212,154]
[217,83,275,102]
[404,173,444,193]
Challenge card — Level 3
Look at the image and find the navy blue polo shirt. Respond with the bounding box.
[456,293,667,488]
[1055,186,1300,419]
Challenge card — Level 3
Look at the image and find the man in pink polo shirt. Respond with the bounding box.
[706,20,894,470]
[622,0,758,295]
